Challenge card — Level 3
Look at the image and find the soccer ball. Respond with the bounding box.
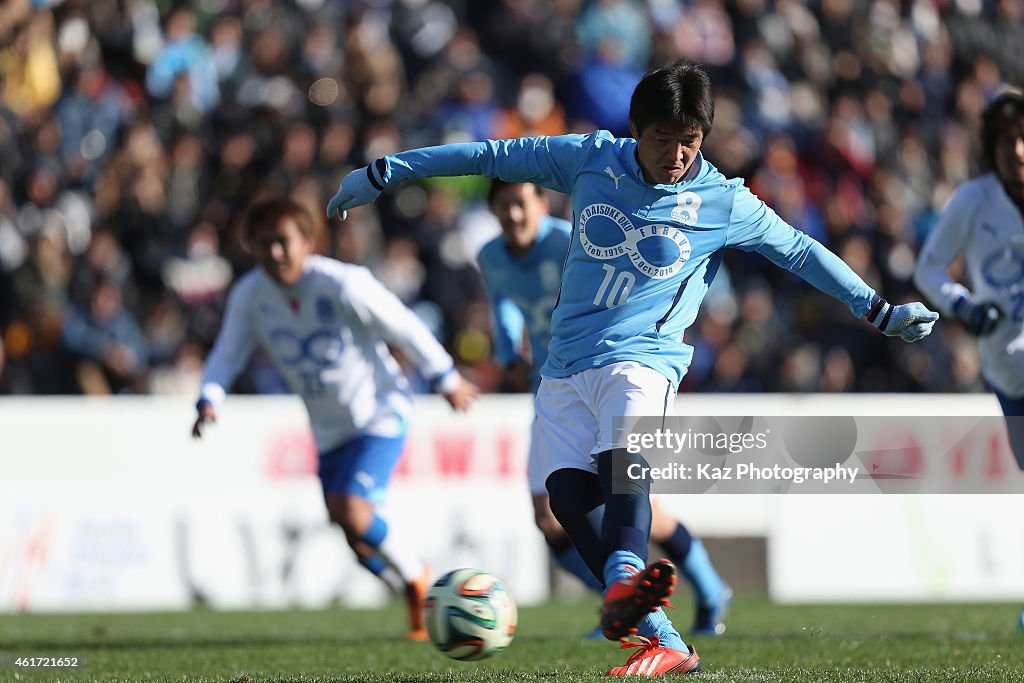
[424,568,517,661]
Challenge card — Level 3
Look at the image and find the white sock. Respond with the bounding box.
[377,565,405,592]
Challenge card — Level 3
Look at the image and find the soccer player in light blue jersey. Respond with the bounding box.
[479,179,731,637]
[328,60,938,675]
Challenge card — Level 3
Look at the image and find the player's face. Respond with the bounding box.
[632,122,704,185]
[491,184,547,254]
[994,115,1024,201]
[250,218,314,286]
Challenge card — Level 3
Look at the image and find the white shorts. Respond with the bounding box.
[529,361,676,494]
[527,415,547,495]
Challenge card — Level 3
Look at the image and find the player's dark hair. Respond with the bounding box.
[245,196,316,241]
[982,88,1024,170]
[629,60,714,137]
[487,179,541,205]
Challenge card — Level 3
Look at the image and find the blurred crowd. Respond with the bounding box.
[1,0,1020,396]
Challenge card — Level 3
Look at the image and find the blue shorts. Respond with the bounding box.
[994,388,1024,417]
[318,433,407,506]
[993,388,1024,469]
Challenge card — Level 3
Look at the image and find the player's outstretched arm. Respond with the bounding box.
[326,135,597,221]
[191,400,218,439]
[769,235,941,343]
[863,295,940,343]
[727,185,939,343]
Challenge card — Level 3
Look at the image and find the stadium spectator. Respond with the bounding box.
[63,274,148,394]
[493,73,567,140]
[0,11,61,121]
[568,37,643,136]
[575,0,651,71]
[53,58,130,188]
[145,7,219,114]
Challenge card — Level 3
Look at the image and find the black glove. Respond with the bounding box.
[952,295,1002,336]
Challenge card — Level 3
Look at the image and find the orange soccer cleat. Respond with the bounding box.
[605,636,701,676]
[404,562,431,641]
[600,558,677,641]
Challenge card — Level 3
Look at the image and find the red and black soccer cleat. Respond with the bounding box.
[600,558,677,641]
[605,635,701,676]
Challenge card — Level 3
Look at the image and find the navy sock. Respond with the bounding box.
[546,468,607,582]
[596,449,652,562]
[658,523,693,567]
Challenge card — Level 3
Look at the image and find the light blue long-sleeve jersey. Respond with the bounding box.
[477,216,572,373]
[377,130,876,386]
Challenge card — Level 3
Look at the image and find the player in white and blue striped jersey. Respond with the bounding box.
[191,197,478,641]
[912,89,1024,629]
[328,61,938,675]
[915,89,1024,469]
[478,179,730,637]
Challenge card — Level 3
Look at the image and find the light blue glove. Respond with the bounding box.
[326,160,386,221]
[866,295,939,343]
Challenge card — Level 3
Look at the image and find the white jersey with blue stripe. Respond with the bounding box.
[377,130,876,386]
[477,215,571,374]
[198,254,458,451]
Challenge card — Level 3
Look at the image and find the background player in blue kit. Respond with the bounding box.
[191,197,479,641]
[328,60,938,675]
[478,179,730,637]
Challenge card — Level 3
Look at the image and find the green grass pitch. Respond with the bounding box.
[1,596,1021,682]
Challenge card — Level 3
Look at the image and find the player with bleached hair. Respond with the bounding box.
[478,179,731,637]
[328,60,938,675]
[191,197,478,641]
[915,88,1024,471]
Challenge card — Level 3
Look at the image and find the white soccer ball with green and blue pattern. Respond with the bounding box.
[424,568,517,661]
